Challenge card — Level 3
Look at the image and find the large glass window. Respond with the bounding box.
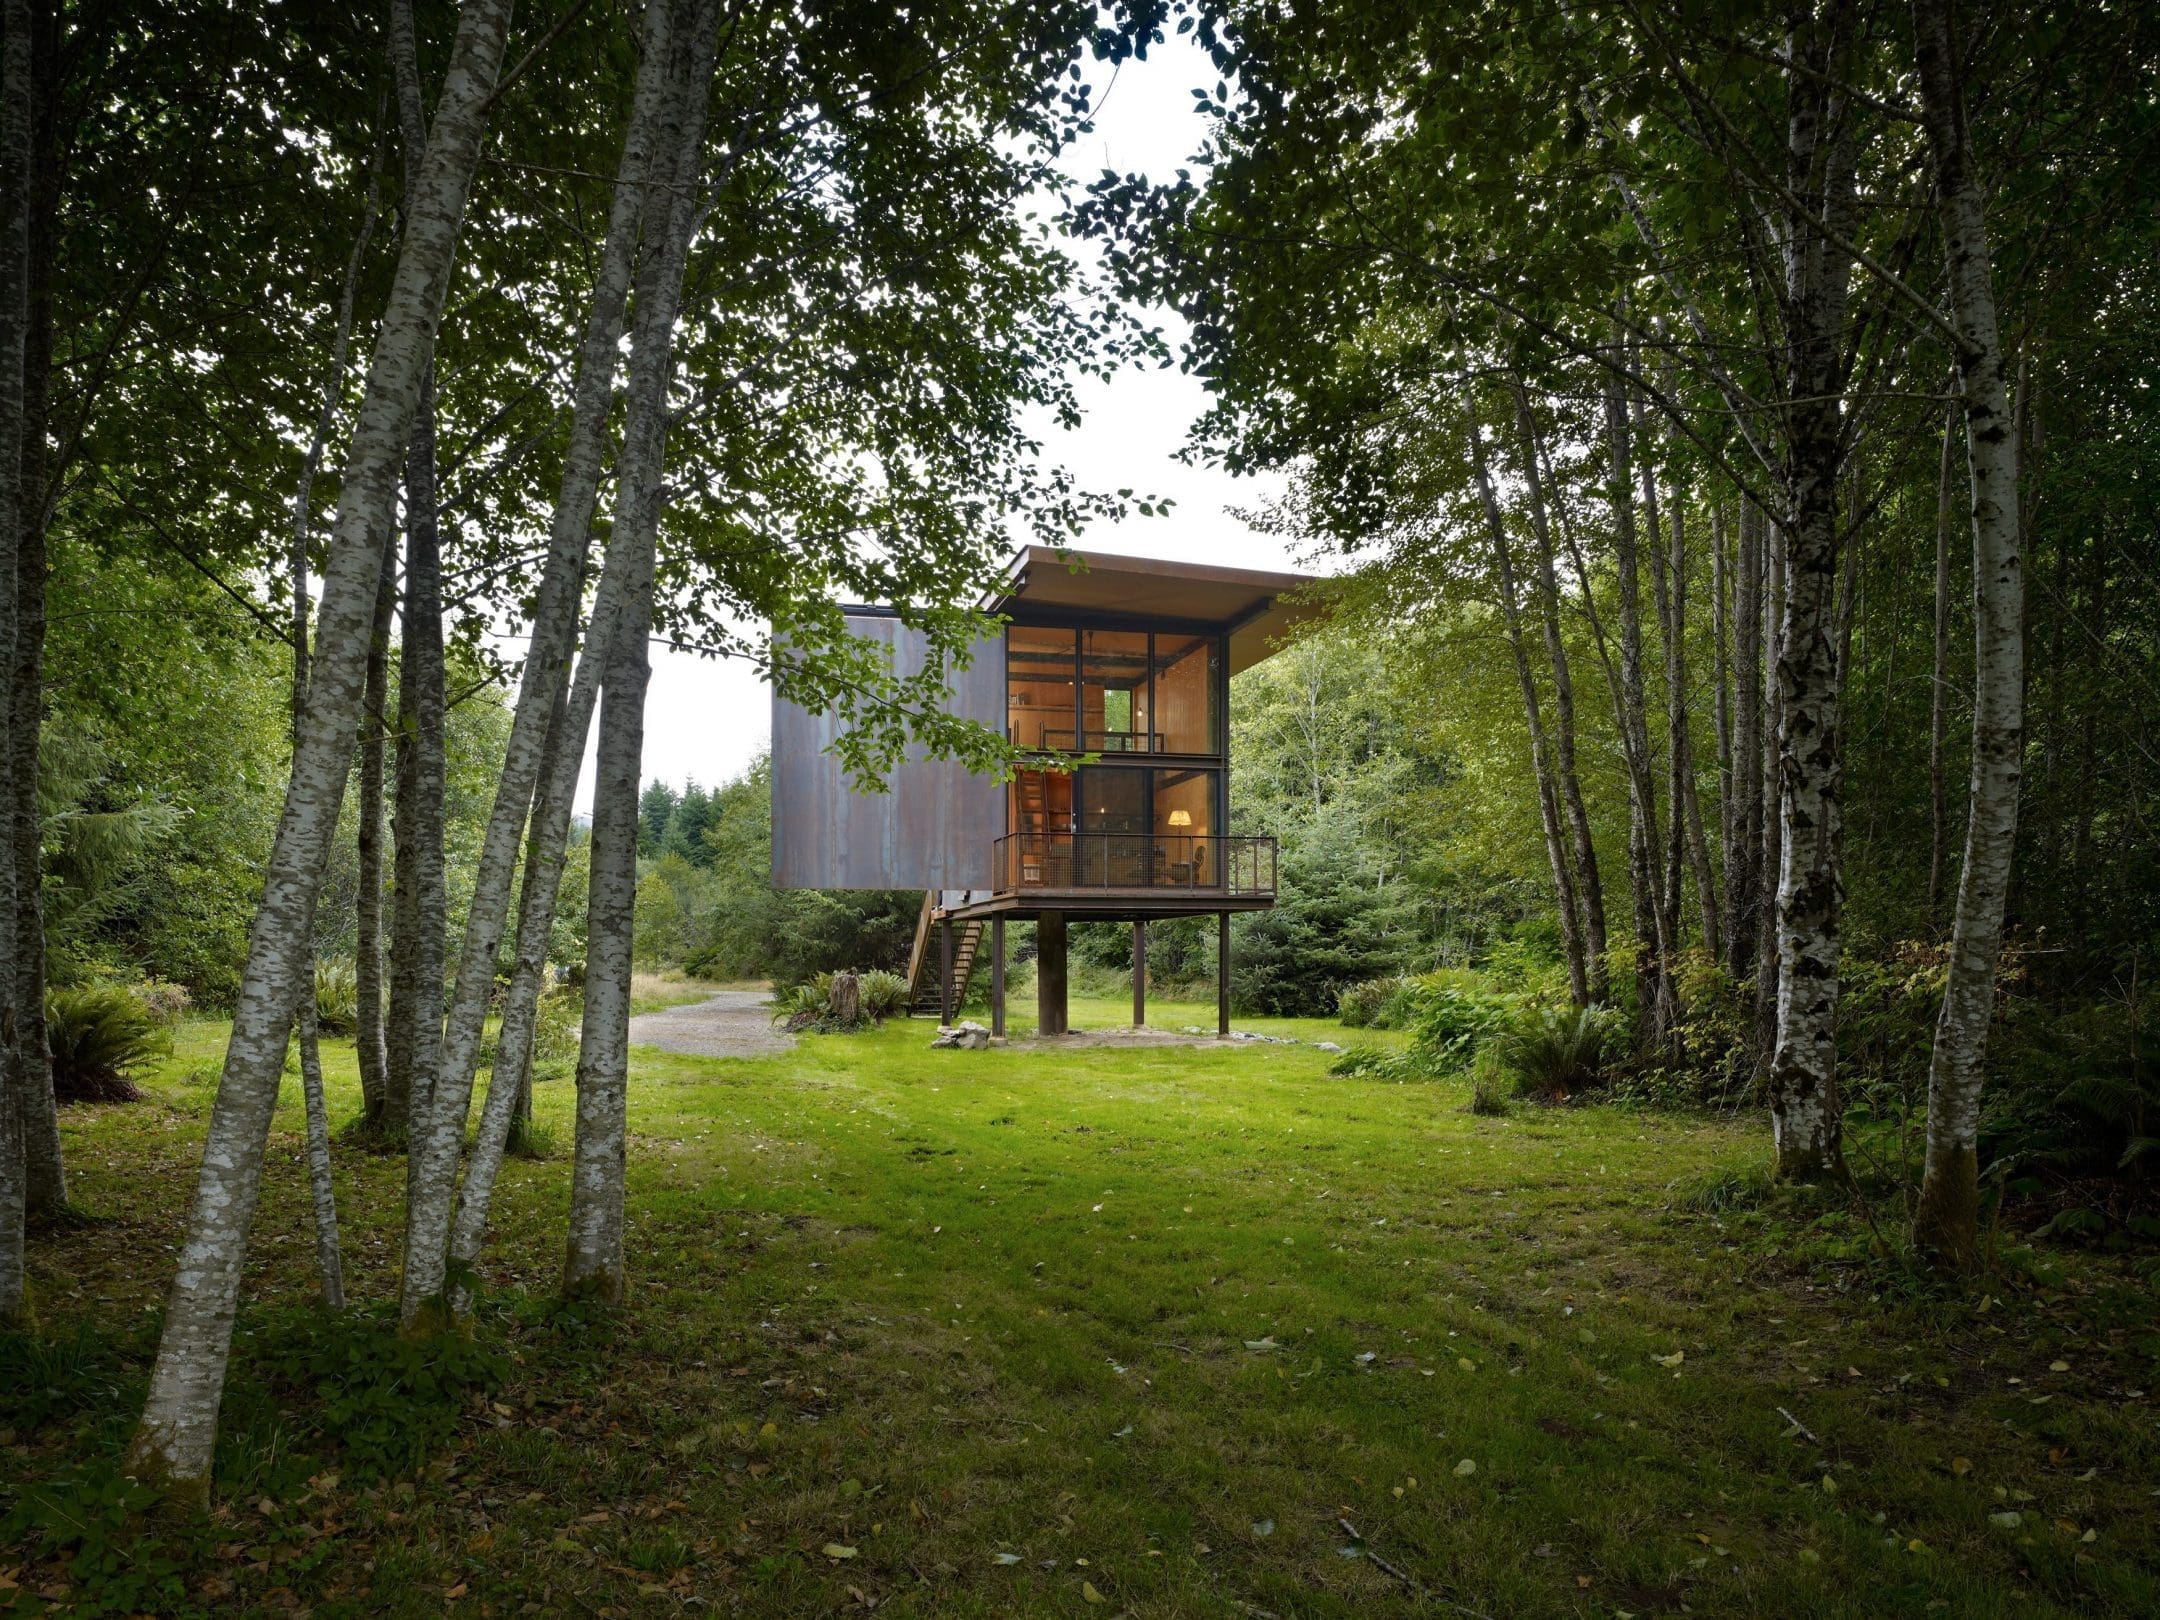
[1153,767,1217,885]
[1081,630,1152,753]
[1006,626,1075,752]
[1154,634,1221,755]
[1075,766,1150,884]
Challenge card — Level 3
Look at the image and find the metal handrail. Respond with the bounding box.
[991,832,1278,896]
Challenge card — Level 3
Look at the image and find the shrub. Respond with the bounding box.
[774,967,903,1032]
[314,956,359,1036]
[1404,978,1518,1072]
[1498,1004,1616,1101]
[1328,1043,1415,1080]
[46,984,158,1102]
[1466,1048,1510,1115]
[1339,975,1414,1028]
[859,969,908,1021]
[530,987,582,1084]
[131,976,192,1029]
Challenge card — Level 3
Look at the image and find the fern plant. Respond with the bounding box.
[314,956,359,1036]
[859,969,908,1022]
[46,985,158,1103]
[1498,1005,1615,1101]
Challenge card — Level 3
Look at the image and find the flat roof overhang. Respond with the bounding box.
[986,546,1324,675]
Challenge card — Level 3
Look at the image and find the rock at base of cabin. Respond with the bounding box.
[931,1020,993,1051]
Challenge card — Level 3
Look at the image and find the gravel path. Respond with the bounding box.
[627,989,796,1059]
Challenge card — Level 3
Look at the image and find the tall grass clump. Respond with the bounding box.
[1498,1004,1616,1101]
[1466,1047,1511,1115]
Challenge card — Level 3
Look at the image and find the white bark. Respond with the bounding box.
[1509,380,1606,997]
[354,537,395,1124]
[1911,0,2023,1268]
[453,558,631,1283]
[394,380,448,1133]
[400,0,683,1323]
[1603,364,1673,1045]
[564,0,719,1304]
[296,991,345,1311]
[0,0,29,1328]
[283,149,380,1313]
[1725,497,1763,980]
[1928,398,1956,922]
[125,0,510,1491]
[1667,495,1722,960]
[390,0,448,1143]
[1764,14,1858,1181]
[1468,417,1585,1003]
[1756,510,1786,1046]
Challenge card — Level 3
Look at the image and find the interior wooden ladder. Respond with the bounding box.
[905,892,985,1019]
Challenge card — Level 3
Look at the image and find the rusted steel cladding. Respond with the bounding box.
[771,615,1004,890]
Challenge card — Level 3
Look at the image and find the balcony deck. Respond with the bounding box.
[936,833,1279,922]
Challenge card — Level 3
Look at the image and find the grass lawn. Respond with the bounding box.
[8,995,2159,1617]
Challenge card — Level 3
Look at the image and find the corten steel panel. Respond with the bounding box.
[771,616,1004,891]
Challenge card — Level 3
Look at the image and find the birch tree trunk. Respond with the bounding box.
[1710,502,1734,912]
[0,0,29,1327]
[395,381,448,1135]
[1928,398,1956,924]
[295,988,345,1311]
[1510,379,1606,998]
[1634,396,1686,982]
[282,150,380,1310]
[1669,497,1721,960]
[1755,511,1786,1056]
[1765,84,1855,1179]
[384,651,419,1131]
[401,0,683,1323]
[564,0,719,1305]
[1469,417,1585,1003]
[1604,364,1673,1047]
[354,537,396,1126]
[124,0,510,1493]
[1910,0,2024,1270]
[10,0,58,1222]
[454,546,634,1284]
[1725,498,1763,981]
[390,0,447,1144]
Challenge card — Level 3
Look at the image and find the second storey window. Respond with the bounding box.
[1154,634,1220,755]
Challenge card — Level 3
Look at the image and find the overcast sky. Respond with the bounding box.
[578,34,1306,810]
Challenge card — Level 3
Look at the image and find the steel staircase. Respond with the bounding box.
[904,892,984,1018]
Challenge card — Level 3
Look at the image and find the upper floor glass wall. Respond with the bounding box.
[1153,633,1221,755]
[1007,625,1075,752]
[1006,624,1222,758]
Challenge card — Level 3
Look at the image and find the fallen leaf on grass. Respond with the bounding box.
[1251,1519,1273,1538]
[1082,1579,1107,1603]
[824,1543,858,1560]
[993,1553,1023,1566]
[1655,1351,1685,1368]
[1244,1337,1279,1352]
[1453,1458,1477,1477]
[1950,1457,1973,1477]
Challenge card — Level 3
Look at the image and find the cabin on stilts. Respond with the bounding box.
[770,547,1319,1036]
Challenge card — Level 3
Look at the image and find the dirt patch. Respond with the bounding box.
[628,990,795,1059]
